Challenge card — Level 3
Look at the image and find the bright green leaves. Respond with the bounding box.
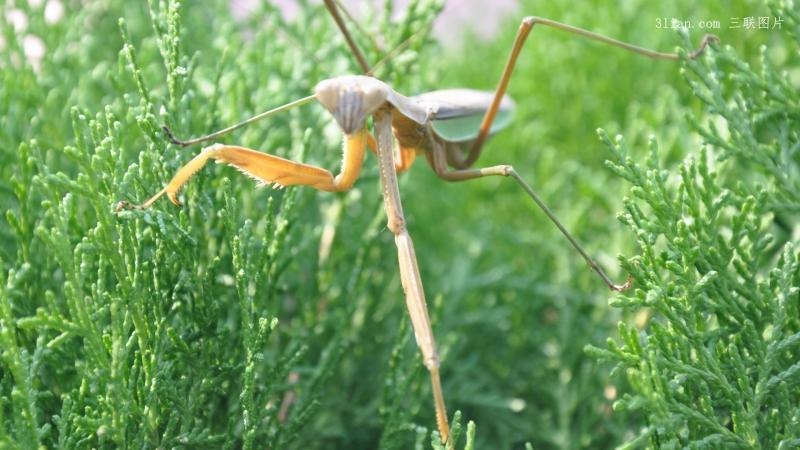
[593,5,800,445]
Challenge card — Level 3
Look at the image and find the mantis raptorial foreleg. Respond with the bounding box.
[124,132,371,209]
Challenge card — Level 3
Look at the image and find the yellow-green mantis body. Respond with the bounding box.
[120,1,717,443]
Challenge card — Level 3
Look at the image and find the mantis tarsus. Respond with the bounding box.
[119,1,717,444]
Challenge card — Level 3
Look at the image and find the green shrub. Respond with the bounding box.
[592,2,800,447]
[1,0,796,449]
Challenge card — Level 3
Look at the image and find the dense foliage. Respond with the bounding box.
[1,0,796,448]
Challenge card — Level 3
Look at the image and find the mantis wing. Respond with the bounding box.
[412,89,516,143]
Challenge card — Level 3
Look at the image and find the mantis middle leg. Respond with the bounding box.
[464,17,718,165]
[374,107,450,444]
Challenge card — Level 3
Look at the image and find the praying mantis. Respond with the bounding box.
[119,0,717,444]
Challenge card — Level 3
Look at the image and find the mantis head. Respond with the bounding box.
[315,75,390,134]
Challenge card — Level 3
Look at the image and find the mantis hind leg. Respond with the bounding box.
[426,140,631,292]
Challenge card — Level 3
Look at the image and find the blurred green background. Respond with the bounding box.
[1,0,792,449]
